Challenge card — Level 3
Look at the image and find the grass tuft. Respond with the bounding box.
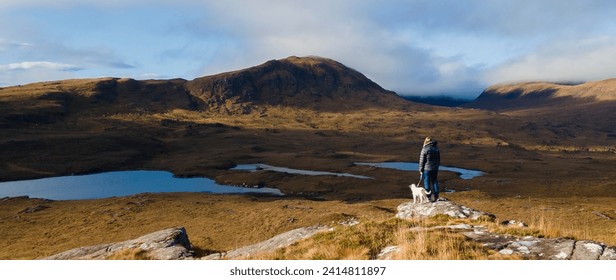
[105,248,151,260]
[247,217,522,260]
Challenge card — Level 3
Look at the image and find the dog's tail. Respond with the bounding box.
[425,189,431,195]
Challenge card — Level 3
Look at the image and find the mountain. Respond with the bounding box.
[464,79,616,113]
[185,56,405,112]
[463,79,616,146]
[0,56,410,127]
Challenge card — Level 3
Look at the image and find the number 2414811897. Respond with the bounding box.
[321,266,386,276]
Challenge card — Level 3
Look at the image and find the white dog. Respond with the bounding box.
[409,184,431,204]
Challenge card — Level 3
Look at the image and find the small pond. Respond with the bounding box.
[354,162,484,179]
[0,170,284,200]
[231,164,373,179]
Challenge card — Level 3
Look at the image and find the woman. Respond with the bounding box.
[419,136,440,202]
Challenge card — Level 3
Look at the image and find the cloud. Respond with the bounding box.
[484,36,616,84]
[179,0,488,96]
[0,38,33,51]
[0,61,82,72]
[0,61,84,86]
[192,1,616,96]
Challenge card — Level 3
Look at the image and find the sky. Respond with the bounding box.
[2,0,616,98]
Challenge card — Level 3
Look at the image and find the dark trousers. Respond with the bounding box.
[422,169,439,200]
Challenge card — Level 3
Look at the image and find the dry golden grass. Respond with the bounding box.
[244,216,524,260]
[105,248,151,260]
[450,194,616,246]
[248,218,407,260]
[0,194,403,260]
[392,226,519,260]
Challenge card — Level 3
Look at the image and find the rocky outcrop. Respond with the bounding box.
[396,199,496,221]
[392,200,616,260]
[461,224,616,260]
[203,225,330,260]
[43,227,193,260]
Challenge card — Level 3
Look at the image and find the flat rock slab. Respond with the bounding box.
[443,223,612,260]
[600,246,616,260]
[203,225,331,260]
[396,200,495,221]
[43,227,193,260]
[572,240,605,260]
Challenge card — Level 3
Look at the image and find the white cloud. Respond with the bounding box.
[0,61,84,86]
[183,0,486,96]
[484,36,616,84]
[0,61,82,72]
[0,38,33,51]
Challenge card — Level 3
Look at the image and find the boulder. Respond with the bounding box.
[600,246,616,260]
[528,238,575,260]
[43,227,193,260]
[203,225,330,260]
[396,200,495,221]
[571,240,605,260]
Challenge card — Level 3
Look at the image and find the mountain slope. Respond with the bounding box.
[0,77,194,128]
[464,79,616,112]
[185,56,405,113]
[463,79,616,147]
[0,56,410,127]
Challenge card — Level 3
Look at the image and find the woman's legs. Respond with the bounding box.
[423,170,439,201]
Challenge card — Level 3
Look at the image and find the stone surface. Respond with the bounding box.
[396,200,495,221]
[395,200,616,260]
[500,220,527,228]
[377,246,400,260]
[571,240,605,260]
[529,238,575,260]
[203,225,330,260]
[43,227,193,260]
[600,246,616,260]
[446,225,578,259]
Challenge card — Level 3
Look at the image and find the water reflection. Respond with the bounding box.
[231,164,373,179]
[0,170,284,200]
[354,162,484,179]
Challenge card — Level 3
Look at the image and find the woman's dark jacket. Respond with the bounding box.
[419,141,440,172]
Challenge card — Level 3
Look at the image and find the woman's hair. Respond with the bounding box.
[423,137,432,146]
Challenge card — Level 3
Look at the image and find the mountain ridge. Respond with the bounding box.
[185,56,406,112]
[0,56,410,126]
[464,78,616,112]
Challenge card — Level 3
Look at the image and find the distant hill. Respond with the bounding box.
[463,79,616,144]
[401,95,473,107]
[0,77,194,128]
[0,56,412,127]
[463,79,616,112]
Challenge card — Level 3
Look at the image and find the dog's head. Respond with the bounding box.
[409,184,417,189]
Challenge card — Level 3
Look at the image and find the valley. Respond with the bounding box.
[0,56,615,259]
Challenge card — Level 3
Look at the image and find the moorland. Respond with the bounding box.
[0,56,614,259]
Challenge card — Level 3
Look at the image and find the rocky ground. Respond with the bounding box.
[44,200,616,260]
[384,199,616,260]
